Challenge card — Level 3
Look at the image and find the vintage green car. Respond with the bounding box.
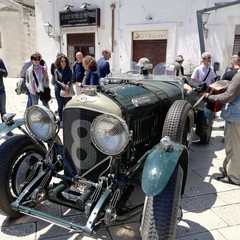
[0,72,214,239]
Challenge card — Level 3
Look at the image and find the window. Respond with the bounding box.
[233,25,240,55]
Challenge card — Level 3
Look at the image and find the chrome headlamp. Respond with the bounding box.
[90,114,130,155]
[24,105,58,141]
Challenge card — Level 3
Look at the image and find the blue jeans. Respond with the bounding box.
[30,92,49,108]
[0,91,6,122]
[26,90,32,108]
[55,90,71,121]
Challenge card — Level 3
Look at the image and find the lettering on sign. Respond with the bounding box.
[60,9,100,27]
[133,31,168,40]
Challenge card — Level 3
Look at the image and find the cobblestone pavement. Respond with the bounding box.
[0,78,240,240]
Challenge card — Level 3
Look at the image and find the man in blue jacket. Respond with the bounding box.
[0,58,8,122]
[97,49,111,78]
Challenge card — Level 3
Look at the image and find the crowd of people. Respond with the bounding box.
[14,49,111,126]
[175,51,240,186]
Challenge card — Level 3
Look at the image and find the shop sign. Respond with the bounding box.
[133,30,168,40]
[60,8,100,27]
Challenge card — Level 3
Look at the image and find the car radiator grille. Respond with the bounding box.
[62,108,107,177]
[131,112,160,146]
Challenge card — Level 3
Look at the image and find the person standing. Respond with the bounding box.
[72,52,85,95]
[82,56,99,86]
[0,58,8,122]
[175,55,184,76]
[96,49,111,78]
[20,51,47,108]
[221,55,239,81]
[50,52,64,78]
[25,53,50,108]
[220,55,239,131]
[203,54,240,185]
[136,57,153,79]
[191,52,216,86]
[191,52,217,142]
[52,55,73,126]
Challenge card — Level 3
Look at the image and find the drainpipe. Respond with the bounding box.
[110,3,116,53]
[197,0,240,54]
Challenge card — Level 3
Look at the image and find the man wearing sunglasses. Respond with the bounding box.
[190,52,217,142]
[175,55,184,76]
[191,52,216,86]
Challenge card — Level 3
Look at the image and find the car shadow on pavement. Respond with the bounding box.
[176,219,215,240]
[176,121,226,238]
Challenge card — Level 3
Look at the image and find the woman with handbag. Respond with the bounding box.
[52,55,73,127]
[25,53,50,108]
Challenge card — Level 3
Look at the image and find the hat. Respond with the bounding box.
[136,57,153,69]
[57,52,64,57]
[175,55,184,62]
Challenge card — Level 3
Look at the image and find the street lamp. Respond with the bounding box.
[81,3,90,10]
[44,22,60,42]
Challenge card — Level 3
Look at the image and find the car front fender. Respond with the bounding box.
[142,142,188,196]
[0,118,25,139]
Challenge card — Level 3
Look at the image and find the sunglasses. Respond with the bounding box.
[204,57,211,60]
[33,58,40,61]
[60,60,66,63]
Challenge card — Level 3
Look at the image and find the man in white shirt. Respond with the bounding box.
[191,52,216,86]
[191,52,216,142]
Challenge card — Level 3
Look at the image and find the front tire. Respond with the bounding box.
[140,165,183,240]
[162,100,194,148]
[0,135,46,217]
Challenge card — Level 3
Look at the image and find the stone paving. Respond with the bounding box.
[0,78,240,240]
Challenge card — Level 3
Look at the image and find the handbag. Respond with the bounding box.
[39,87,51,102]
[60,84,75,97]
[15,78,27,95]
[55,69,75,98]
[32,68,51,102]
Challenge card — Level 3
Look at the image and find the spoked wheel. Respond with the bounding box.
[140,99,193,239]
[140,165,183,240]
[0,135,46,217]
[162,100,194,148]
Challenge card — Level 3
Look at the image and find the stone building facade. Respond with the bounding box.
[1,0,240,77]
[0,0,35,77]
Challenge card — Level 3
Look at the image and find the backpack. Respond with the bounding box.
[15,78,27,95]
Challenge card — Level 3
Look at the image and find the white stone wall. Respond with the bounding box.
[33,0,240,77]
